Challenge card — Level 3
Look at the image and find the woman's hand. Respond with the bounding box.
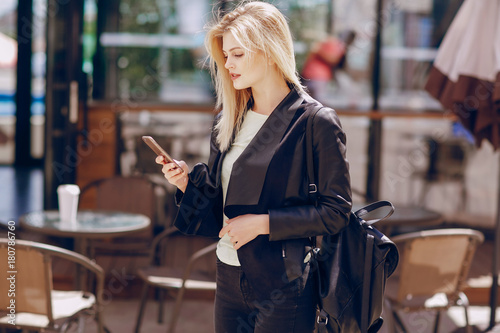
[219,214,270,250]
[155,156,189,193]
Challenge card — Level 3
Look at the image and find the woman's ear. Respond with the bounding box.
[267,57,275,66]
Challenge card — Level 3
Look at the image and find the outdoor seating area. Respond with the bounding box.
[2,152,500,332]
[1,0,500,332]
[2,209,499,332]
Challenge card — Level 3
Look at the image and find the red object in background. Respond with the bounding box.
[301,37,346,82]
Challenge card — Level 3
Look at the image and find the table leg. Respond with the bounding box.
[73,238,89,290]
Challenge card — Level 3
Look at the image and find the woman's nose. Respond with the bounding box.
[224,58,233,69]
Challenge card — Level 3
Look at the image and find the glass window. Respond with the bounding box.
[0,0,17,163]
[87,0,459,112]
[379,0,463,110]
[90,0,377,106]
[89,0,213,104]
[0,0,47,164]
[31,0,47,159]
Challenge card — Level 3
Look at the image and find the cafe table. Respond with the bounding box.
[353,203,444,236]
[19,210,151,288]
[19,210,151,256]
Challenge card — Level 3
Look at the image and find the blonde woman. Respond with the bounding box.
[157,2,351,332]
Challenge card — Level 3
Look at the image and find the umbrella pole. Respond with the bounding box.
[489,153,500,329]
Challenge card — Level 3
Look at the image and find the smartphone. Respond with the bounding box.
[142,136,184,172]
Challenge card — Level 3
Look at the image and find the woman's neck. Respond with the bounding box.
[251,78,291,116]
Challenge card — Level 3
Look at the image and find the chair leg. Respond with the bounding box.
[158,289,165,323]
[433,311,441,333]
[458,292,472,333]
[383,298,398,333]
[92,303,107,333]
[59,317,78,333]
[134,283,151,333]
[168,286,188,333]
[392,310,407,333]
[77,316,85,333]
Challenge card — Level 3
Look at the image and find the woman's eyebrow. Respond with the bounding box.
[222,47,243,53]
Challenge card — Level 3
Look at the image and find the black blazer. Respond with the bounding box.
[174,87,352,299]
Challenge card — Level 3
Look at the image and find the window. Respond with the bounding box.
[87,0,457,112]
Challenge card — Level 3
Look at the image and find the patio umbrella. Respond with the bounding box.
[424,0,500,328]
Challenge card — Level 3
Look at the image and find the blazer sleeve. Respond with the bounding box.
[173,120,223,237]
[268,107,352,240]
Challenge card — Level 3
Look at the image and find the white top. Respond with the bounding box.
[217,110,269,266]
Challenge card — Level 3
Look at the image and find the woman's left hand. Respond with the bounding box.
[219,214,270,250]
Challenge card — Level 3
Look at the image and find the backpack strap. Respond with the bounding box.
[361,234,374,333]
[354,200,395,225]
[306,105,324,250]
[305,105,324,207]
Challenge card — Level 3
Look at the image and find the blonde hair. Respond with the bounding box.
[205,1,304,152]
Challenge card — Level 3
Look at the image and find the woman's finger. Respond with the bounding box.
[219,225,229,238]
[155,155,166,164]
[175,160,189,174]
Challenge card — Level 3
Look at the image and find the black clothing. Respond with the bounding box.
[174,87,352,300]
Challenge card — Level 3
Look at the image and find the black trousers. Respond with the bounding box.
[214,259,317,333]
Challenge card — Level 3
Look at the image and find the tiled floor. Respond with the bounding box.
[49,297,214,332]
[67,296,500,333]
[102,298,215,332]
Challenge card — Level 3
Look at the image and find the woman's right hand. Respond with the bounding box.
[155,156,189,193]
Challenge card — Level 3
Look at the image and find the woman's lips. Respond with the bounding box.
[230,73,240,80]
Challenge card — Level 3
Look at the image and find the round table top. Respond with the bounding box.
[353,203,444,228]
[20,210,151,238]
[383,205,443,227]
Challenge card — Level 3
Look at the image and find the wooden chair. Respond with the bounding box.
[0,238,105,332]
[79,175,171,260]
[384,228,484,333]
[134,227,217,333]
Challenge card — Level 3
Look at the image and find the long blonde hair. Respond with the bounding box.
[205,1,304,152]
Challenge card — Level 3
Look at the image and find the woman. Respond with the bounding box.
[157,2,351,332]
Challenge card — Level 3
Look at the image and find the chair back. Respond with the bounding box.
[93,176,156,218]
[0,239,105,330]
[391,228,483,307]
[0,245,53,319]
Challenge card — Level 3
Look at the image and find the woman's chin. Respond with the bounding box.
[232,82,248,90]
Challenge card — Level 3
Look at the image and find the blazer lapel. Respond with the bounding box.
[224,88,305,210]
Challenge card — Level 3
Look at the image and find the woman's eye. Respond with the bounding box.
[234,54,243,58]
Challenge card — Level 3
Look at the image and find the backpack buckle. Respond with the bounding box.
[317,313,328,325]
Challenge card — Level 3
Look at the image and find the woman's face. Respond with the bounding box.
[222,31,268,91]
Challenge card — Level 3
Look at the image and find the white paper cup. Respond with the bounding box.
[57,184,80,225]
